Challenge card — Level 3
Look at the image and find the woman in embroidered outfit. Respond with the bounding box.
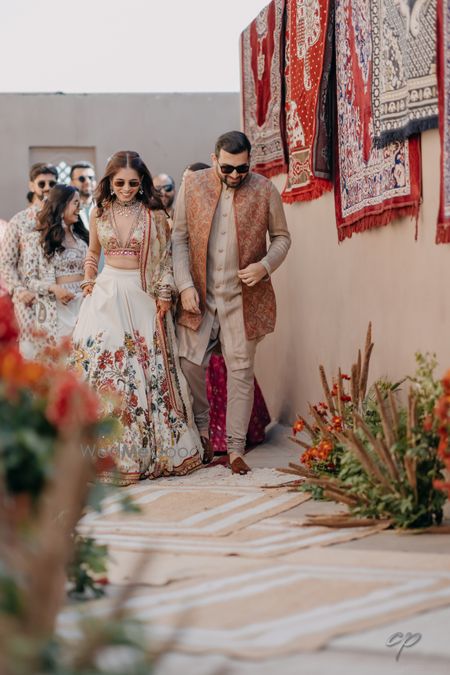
[72,151,203,485]
[183,163,271,455]
[24,185,88,348]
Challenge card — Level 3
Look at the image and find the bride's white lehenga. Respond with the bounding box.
[71,206,203,485]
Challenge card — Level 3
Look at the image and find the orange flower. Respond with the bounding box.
[319,440,333,453]
[331,415,343,432]
[292,418,305,434]
[442,369,450,395]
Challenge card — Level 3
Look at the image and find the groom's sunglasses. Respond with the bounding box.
[219,163,250,175]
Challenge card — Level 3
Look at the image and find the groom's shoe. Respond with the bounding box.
[200,436,214,465]
[229,456,251,475]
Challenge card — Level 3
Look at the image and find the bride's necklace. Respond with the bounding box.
[111,202,142,249]
[113,198,140,218]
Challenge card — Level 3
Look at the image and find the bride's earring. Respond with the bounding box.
[139,184,143,195]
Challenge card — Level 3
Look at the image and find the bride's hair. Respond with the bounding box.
[95,151,163,216]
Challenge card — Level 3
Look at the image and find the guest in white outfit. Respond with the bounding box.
[24,184,88,349]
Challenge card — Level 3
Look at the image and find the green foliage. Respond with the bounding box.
[299,352,448,528]
[409,352,443,416]
[4,621,153,675]
[337,441,445,528]
[361,377,403,436]
[0,388,57,498]
[67,537,109,599]
[0,565,23,617]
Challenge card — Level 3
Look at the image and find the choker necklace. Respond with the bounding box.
[113,198,140,218]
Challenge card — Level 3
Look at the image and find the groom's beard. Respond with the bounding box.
[215,166,248,189]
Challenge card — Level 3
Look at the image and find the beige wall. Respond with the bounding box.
[256,128,450,426]
[0,92,240,219]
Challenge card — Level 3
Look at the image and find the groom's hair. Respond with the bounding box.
[215,131,251,157]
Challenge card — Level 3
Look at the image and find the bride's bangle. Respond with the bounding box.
[80,280,96,289]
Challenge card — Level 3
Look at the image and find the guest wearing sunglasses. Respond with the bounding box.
[70,161,97,230]
[173,131,291,475]
[0,162,58,357]
[71,151,203,485]
[153,173,176,218]
[70,161,105,272]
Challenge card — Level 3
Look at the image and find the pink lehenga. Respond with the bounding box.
[71,206,203,485]
[206,354,271,454]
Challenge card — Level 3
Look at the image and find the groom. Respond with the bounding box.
[172,130,291,474]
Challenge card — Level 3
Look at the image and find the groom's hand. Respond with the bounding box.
[181,287,201,314]
[238,262,267,287]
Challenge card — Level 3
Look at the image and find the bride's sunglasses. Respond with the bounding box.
[112,179,141,188]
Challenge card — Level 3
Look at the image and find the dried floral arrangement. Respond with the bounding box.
[0,296,152,674]
[282,325,448,529]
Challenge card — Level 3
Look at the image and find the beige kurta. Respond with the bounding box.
[173,178,290,371]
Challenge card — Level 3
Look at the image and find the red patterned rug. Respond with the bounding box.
[436,0,450,244]
[241,0,287,178]
[334,0,422,241]
[281,0,334,203]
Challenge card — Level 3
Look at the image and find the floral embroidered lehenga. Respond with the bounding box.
[72,206,203,485]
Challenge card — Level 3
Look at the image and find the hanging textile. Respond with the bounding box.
[241,0,288,178]
[334,0,422,241]
[370,0,438,148]
[436,0,450,243]
[281,0,334,203]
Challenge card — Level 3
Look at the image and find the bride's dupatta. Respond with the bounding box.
[139,208,194,425]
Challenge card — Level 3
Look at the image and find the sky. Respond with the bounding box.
[0,0,270,93]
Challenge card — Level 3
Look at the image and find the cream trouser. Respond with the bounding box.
[180,317,256,457]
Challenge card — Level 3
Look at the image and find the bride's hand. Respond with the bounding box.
[82,283,94,297]
[157,298,171,319]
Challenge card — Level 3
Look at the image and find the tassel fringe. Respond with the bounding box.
[253,162,288,179]
[282,178,333,204]
[373,117,439,149]
[436,222,450,244]
[338,204,420,242]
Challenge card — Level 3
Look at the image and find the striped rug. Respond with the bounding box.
[78,478,310,538]
[58,553,450,657]
[85,516,388,559]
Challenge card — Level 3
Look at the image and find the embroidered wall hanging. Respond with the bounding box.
[334,0,422,241]
[281,0,334,203]
[241,0,288,178]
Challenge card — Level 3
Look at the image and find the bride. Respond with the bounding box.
[72,151,203,485]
